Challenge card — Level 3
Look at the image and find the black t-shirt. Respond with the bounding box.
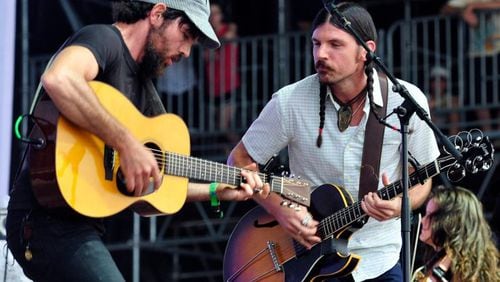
[8,24,165,211]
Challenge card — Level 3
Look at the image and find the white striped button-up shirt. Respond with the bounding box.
[242,70,440,281]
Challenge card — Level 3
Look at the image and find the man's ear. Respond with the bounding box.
[363,40,377,61]
[367,40,376,53]
[149,3,167,26]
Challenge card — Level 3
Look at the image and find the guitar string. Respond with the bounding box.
[318,172,416,235]
[148,148,310,193]
[142,148,308,197]
[318,161,441,236]
[231,160,441,274]
[148,148,262,183]
[320,180,405,235]
[143,150,448,236]
[148,145,393,237]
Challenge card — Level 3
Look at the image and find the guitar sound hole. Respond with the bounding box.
[115,141,162,197]
[115,168,156,197]
[116,169,133,196]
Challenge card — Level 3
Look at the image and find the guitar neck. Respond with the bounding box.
[163,151,285,194]
[319,158,445,240]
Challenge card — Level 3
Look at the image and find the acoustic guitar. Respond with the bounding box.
[28,81,311,218]
[223,132,494,282]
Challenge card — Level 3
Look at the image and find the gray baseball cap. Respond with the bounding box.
[138,0,220,49]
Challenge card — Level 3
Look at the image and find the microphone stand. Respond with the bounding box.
[322,1,463,281]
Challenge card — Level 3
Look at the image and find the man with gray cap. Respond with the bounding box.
[6,1,268,281]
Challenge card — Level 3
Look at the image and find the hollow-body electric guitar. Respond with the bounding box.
[223,133,494,281]
[28,81,311,218]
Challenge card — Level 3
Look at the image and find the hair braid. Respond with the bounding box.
[317,84,327,148]
[365,63,379,119]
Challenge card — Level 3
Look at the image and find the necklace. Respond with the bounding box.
[332,88,367,132]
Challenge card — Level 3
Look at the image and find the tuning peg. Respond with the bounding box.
[447,164,465,182]
[482,159,492,171]
[465,158,478,174]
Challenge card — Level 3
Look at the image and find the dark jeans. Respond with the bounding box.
[327,261,402,282]
[6,209,124,282]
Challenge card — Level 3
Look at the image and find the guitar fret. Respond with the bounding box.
[325,218,332,237]
[221,163,224,184]
[231,166,235,185]
[390,184,396,199]
[213,161,217,182]
[176,154,181,176]
[334,217,339,233]
[315,144,493,244]
[160,151,309,207]
[329,218,334,235]
[177,154,181,176]
[225,162,229,184]
[204,158,208,180]
[356,203,362,218]
[380,189,387,200]
[220,162,224,183]
[181,154,186,176]
[226,164,229,185]
[198,157,201,179]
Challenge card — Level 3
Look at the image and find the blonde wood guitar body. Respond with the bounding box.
[29,81,311,218]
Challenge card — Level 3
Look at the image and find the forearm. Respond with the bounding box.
[468,1,500,10]
[186,183,211,202]
[42,46,133,151]
[228,141,285,209]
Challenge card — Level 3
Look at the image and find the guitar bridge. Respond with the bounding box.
[103,145,115,181]
[267,241,283,272]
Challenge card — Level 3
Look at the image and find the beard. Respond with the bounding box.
[139,29,168,78]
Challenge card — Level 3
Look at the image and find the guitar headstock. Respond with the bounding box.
[273,176,311,207]
[442,129,495,182]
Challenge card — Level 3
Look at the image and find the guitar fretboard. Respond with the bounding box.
[318,156,455,239]
[163,151,286,193]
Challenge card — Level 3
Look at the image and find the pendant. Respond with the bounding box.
[337,106,352,132]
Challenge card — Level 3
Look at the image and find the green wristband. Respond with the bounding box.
[209,182,220,207]
[209,182,223,218]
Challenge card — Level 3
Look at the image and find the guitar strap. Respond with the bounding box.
[358,73,388,199]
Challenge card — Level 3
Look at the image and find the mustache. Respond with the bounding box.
[315,61,332,71]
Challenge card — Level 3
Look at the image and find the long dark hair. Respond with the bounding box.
[312,2,378,147]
